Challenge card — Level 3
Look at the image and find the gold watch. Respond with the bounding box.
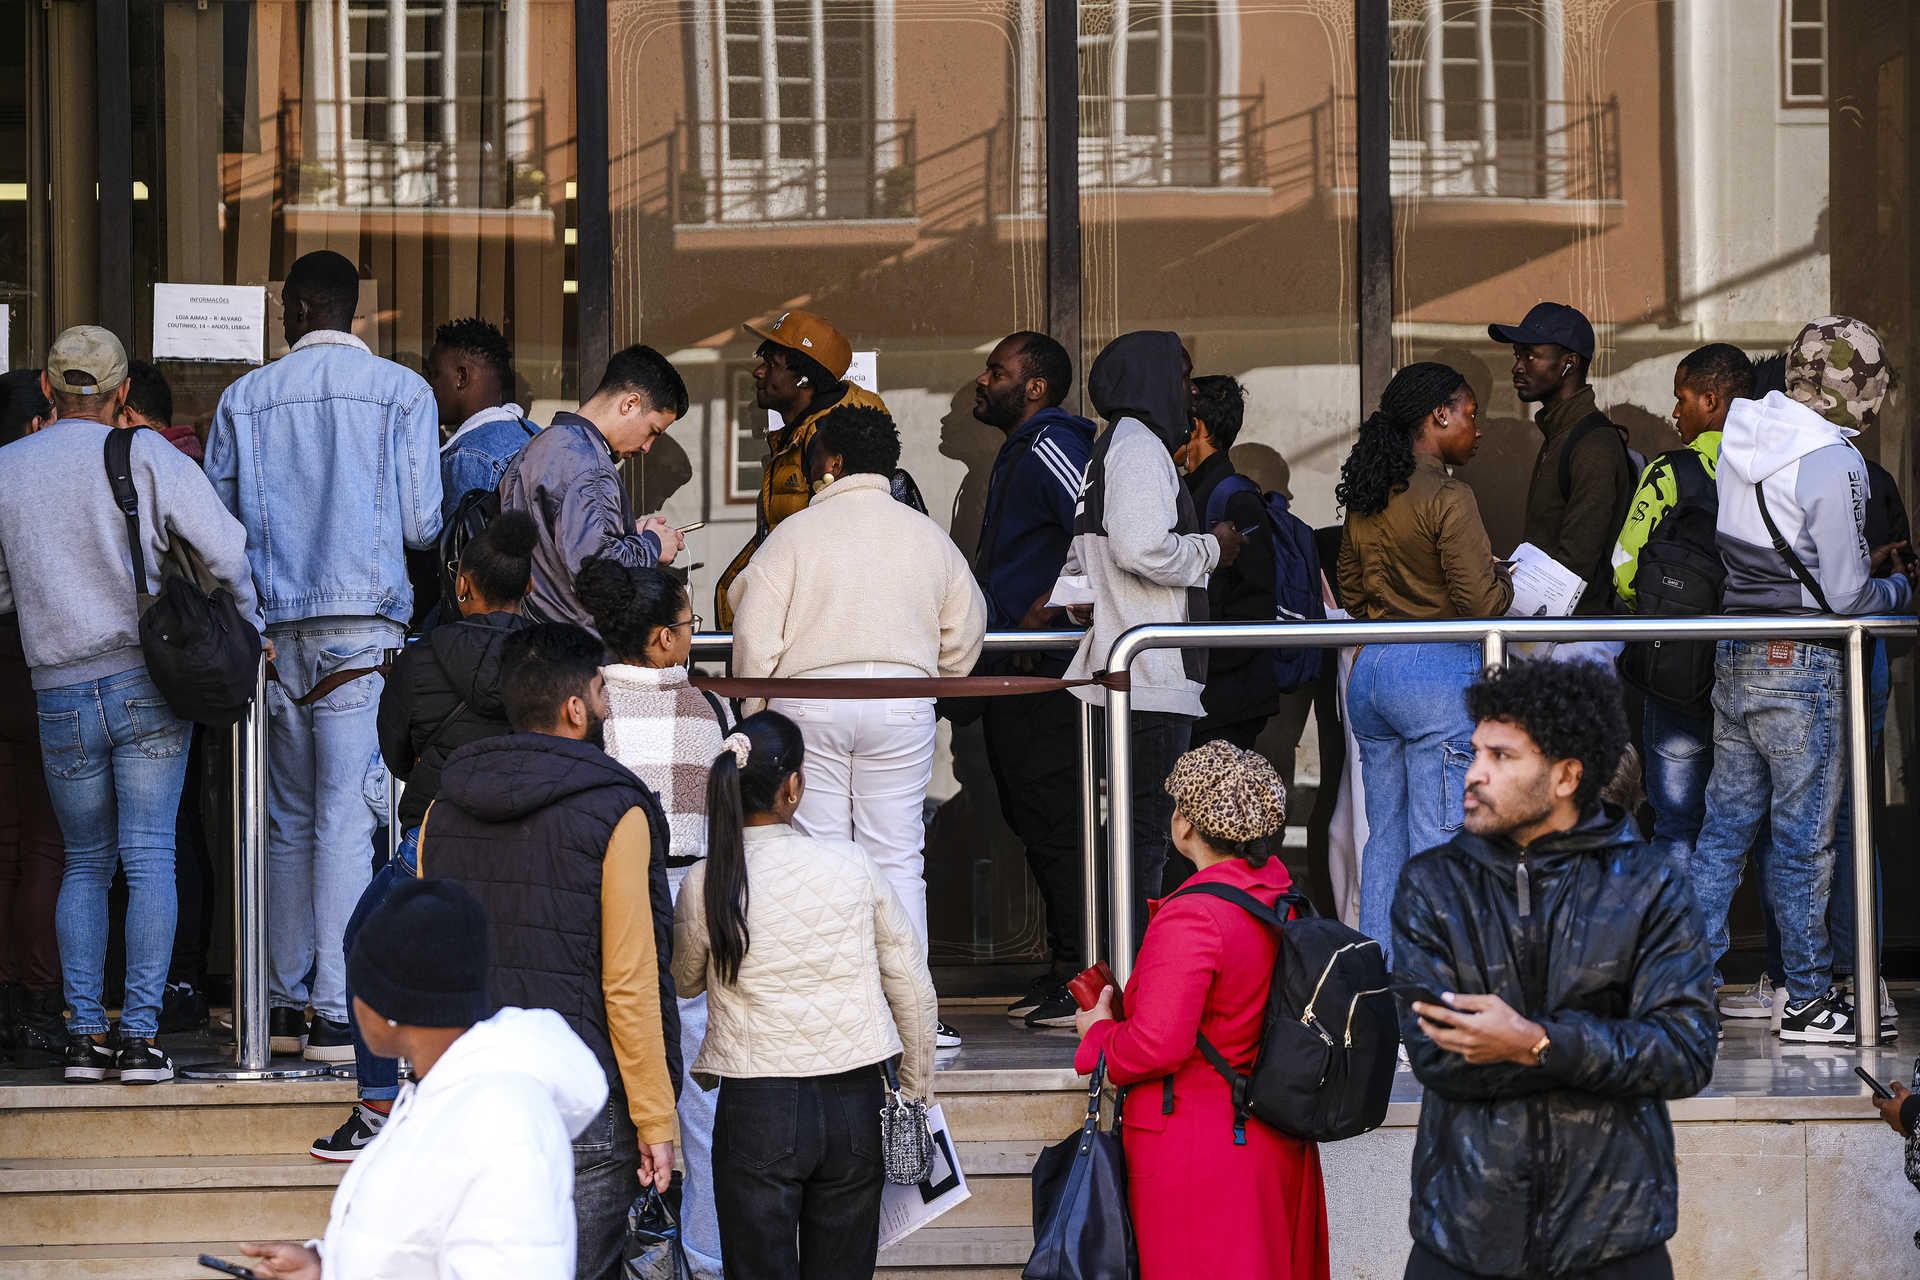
[1529,1031,1553,1067]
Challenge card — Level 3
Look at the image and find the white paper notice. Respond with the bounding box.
[1505,542,1587,617]
[0,303,10,373]
[877,1105,971,1251]
[1047,574,1095,608]
[152,284,266,364]
[767,350,878,434]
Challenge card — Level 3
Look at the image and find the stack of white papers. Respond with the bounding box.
[1505,542,1587,617]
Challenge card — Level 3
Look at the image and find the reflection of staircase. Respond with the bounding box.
[0,1043,1085,1277]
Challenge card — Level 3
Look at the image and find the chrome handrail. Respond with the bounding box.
[1100,613,1917,1048]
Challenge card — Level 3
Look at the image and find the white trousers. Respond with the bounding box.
[770,695,937,949]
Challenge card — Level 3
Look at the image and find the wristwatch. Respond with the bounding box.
[1529,1031,1553,1068]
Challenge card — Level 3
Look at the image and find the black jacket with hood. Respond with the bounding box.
[377,611,531,830]
[1390,808,1717,1278]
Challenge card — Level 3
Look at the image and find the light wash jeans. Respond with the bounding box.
[676,991,723,1279]
[1690,640,1846,1002]
[773,692,937,948]
[1641,696,1713,875]
[264,619,401,1022]
[36,667,191,1038]
[1347,641,1480,968]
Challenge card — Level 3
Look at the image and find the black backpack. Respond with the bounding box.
[1618,450,1723,715]
[1169,883,1398,1144]
[103,428,262,726]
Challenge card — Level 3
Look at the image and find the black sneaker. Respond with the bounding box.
[1006,972,1063,1021]
[935,1019,963,1050]
[1024,985,1081,1029]
[305,1016,357,1064]
[310,1102,387,1162]
[64,1035,117,1083]
[1779,986,1856,1044]
[158,981,210,1035]
[115,1037,174,1084]
[269,1007,309,1055]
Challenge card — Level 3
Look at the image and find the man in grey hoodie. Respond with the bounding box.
[0,326,259,1084]
[1688,316,1914,1045]
[1062,331,1243,937]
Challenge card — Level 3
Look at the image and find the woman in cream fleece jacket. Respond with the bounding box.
[727,405,984,1015]
[673,710,937,1280]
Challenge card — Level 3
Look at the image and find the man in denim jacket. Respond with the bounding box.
[427,317,538,520]
[205,250,443,1062]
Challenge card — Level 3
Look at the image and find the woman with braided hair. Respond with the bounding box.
[1336,362,1511,965]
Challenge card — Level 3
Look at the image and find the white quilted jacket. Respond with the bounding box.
[672,823,938,1099]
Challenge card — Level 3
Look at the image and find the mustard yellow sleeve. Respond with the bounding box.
[602,808,678,1146]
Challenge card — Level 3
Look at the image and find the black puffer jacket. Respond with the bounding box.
[1390,808,1717,1278]
[377,611,530,830]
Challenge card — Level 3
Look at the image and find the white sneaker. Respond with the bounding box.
[935,1019,962,1050]
[1837,977,1899,1038]
[1718,975,1775,1020]
[1769,980,1789,1034]
[1779,986,1857,1044]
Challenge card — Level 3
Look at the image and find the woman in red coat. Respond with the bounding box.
[1075,740,1331,1280]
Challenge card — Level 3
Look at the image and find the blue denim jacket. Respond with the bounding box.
[441,407,539,520]
[206,332,443,627]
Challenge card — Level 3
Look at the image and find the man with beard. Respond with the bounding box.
[421,623,680,1280]
[1390,658,1715,1280]
[967,331,1097,1028]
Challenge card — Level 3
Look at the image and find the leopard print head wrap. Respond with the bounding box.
[1164,739,1287,847]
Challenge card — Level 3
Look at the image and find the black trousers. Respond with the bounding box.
[712,1068,886,1280]
[1405,1242,1673,1280]
[573,1093,642,1280]
[982,688,1084,971]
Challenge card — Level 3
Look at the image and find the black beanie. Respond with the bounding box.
[346,877,491,1028]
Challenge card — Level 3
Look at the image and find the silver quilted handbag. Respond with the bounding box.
[879,1059,934,1185]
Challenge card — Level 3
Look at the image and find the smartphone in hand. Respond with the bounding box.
[199,1257,260,1280]
[1390,982,1448,1011]
[1856,1066,1896,1100]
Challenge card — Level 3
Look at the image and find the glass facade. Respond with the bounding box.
[3,0,1914,976]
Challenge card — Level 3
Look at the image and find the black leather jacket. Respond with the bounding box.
[1391,808,1717,1277]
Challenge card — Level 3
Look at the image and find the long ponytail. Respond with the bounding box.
[702,710,807,985]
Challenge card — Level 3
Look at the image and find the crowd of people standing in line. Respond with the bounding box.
[0,244,1915,1280]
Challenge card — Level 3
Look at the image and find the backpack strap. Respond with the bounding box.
[1557,411,1628,501]
[1753,482,1836,613]
[1202,472,1261,532]
[700,687,730,732]
[102,427,150,597]
[1166,880,1315,926]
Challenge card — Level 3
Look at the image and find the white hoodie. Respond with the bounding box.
[313,1007,609,1280]
[1715,391,1911,617]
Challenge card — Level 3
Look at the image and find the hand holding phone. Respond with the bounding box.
[676,521,707,534]
[1856,1065,1896,1100]
[1391,982,1448,1011]
[199,1256,260,1280]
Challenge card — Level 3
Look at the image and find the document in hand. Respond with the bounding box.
[1505,542,1587,617]
[1047,575,1096,608]
[877,1104,970,1250]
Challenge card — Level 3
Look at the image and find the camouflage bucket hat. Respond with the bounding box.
[1784,315,1890,431]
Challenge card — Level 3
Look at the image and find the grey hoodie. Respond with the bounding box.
[1714,390,1911,617]
[0,419,260,689]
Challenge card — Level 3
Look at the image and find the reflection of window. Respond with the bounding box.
[1385,0,1614,202]
[728,368,765,502]
[683,0,900,222]
[1078,0,1242,188]
[1782,0,1827,106]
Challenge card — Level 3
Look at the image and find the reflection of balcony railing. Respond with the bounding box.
[1316,95,1621,202]
[670,118,916,224]
[1056,93,1267,190]
[281,98,550,210]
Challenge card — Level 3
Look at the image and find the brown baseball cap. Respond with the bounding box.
[743,310,852,380]
[46,325,129,396]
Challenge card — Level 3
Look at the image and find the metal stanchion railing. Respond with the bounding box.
[184,655,325,1080]
[1101,614,1915,1048]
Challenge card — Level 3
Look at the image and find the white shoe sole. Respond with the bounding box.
[303,1043,357,1064]
[308,1144,366,1163]
[63,1065,113,1083]
[1718,1004,1772,1019]
[1005,1004,1041,1020]
[119,1066,174,1084]
[1778,1025,1855,1044]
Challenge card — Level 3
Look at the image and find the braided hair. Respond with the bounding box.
[1334,362,1469,517]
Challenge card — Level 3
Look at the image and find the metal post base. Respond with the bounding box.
[180,1058,331,1081]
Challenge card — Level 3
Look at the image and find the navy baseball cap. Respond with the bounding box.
[1487,302,1595,360]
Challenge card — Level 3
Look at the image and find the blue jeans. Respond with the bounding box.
[36,668,191,1038]
[344,826,417,1100]
[264,620,399,1022]
[676,991,723,1278]
[1761,641,1890,982]
[1348,641,1479,967]
[1690,640,1846,1002]
[1641,697,1712,876]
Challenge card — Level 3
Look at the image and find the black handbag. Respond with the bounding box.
[103,428,261,726]
[623,1186,694,1280]
[1023,1058,1137,1280]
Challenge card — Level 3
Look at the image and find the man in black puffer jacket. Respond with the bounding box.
[1392,658,1716,1280]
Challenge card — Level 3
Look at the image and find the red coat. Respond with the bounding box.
[1075,856,1330,1280]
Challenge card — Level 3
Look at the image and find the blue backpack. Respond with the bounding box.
[1204,474,1326,694]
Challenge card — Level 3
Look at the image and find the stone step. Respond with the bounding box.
[0,1183,334,1248]
[0,1080,359,1160]
[0,1154,348,1194]
[878,1225,1033,1269]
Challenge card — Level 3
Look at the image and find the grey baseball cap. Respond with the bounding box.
[46,326,129,396]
